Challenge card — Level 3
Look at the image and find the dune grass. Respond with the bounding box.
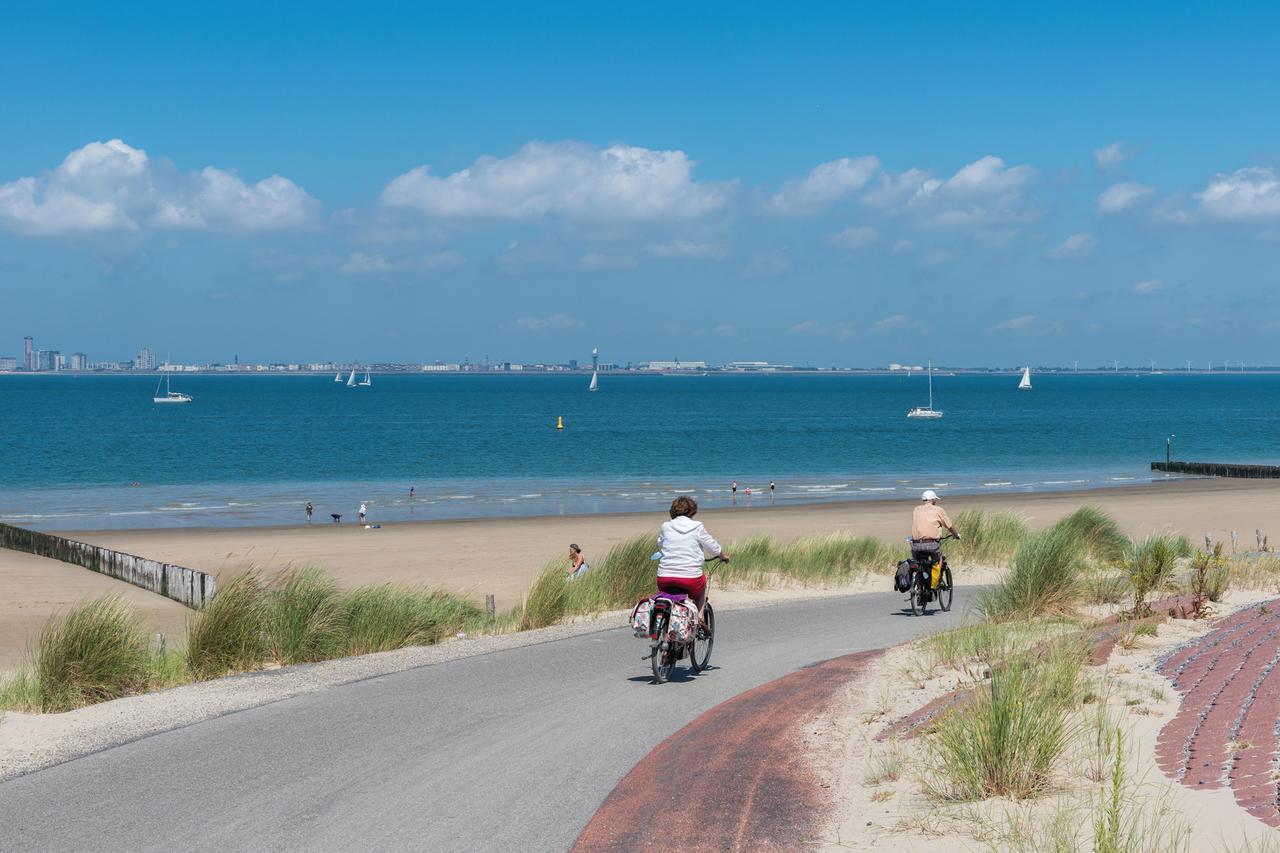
[35,595,151,713]
[926,638,1086,800]
[186,571,269,679]
[1123,534,1192,616]
[344,584,481,654]
[267,569,348,664]
[948,509,1029,566]
[919,617,1081,673]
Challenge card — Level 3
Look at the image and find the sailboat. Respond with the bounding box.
[1018,367,1032,390]
[153,363,193,404]
[907,361,943,418]
[588,369,598,392]
[346,368,357,387]
[334,370,343,382]
[359,369,372,387]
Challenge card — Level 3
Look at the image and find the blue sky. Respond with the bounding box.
[3,2,1280,367]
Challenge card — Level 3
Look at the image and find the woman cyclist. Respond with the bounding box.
[657,496,729,621]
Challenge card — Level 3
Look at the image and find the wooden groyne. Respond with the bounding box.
[1152,461,1280,479]
[0,522,216,609]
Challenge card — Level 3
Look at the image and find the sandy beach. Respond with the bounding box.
[44,478,1280,612]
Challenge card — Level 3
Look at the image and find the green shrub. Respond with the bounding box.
[1124,534,1192,616]
[344,585,481,654]
[978,526,1088,621]
[267,569,347,664]
[925,640,1083,800]
[36,595,150,712]
[1051,506,1127,565]
[950,510,1029,565]
[522,563,570,629]
[187,572,269,679]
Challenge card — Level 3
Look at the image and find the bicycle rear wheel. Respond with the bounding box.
[690,602,715,673]
[651,612,673,683]
[938,566,954,612]
[910,575,925,616]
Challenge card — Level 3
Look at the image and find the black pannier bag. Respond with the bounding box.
[894,559,913,592]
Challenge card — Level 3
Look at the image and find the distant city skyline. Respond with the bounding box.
[3,5,1280,365]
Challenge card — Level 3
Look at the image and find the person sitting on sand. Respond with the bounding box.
[566,544,589,579]
[657,496,728,622]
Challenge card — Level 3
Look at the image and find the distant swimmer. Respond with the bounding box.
[567,543,590,579]
[359,502,367,525]
[409,486,415,498]
[305,501,313,523]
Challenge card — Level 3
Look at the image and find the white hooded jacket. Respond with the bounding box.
[657,516,722,579]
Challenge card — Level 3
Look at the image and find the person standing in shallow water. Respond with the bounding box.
[769,481,776,501]
[359,502,367,525]
[731,480,738,503]
[305,501,313,523]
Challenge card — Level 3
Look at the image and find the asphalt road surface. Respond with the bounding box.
[0,588,977,852]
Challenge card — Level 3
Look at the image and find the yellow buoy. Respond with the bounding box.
[557,415,564,430]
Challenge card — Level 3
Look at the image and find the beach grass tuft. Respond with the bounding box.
[186,571,269,679]
[35,595,150,712]
[266,568,349,664]
[343,584,482,655]
[925,638,1084,800]
[1123,534,1192,616]
[977,525,1088,621]
[949,509,1029,565]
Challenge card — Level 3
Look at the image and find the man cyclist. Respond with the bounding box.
[912,490,959,587]
[657,496,728,622]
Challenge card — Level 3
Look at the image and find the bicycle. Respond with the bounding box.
[640,556,719,683]
[905,533,956,616]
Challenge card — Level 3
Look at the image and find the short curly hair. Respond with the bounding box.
[670,495,698,519]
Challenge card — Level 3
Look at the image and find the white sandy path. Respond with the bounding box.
[815,591,1280,851]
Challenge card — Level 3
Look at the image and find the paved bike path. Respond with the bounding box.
[0,589,976,852]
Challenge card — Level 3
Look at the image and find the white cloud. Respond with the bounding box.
[1097,181,1154,214]
[864,156,1036,226]
[1196,167,1280,219]
[872,314,908,332]
[516,313,583,332]
[1094,141,1129,169]
[768,156,880,214]
[578,252,637,270]
[644,239,725,259]
[338,250,465,275]
[0,139,318,235]
[381,141,731,221]
[340,252,395,275]
[741,251,792,278]
[1131,279,1162,295]
[1048,232,1097,260]
[987,315,1035,333]
[828,225,878,250]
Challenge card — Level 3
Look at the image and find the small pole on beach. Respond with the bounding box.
[1204,533,1213,552]
[485,594,495,621]
[1231,530,1239,553]
[1166,434,1175,465]
[154,632,165,656]
[1258,529,1264,551]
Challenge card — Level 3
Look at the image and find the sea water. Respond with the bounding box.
[0,372,1275,529]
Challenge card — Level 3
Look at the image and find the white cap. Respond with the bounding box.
[921,490,939,501]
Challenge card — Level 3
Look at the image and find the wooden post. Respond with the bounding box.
[485,594,496,620]
[1259,529,1265,551]
[154,632,166,656]
[1231,530,1239,553]
[1205,533,1213,552]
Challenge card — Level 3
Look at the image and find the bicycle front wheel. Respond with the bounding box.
[938,566,954,612]
[690,602,714,673]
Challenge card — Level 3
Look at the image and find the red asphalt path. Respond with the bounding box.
[573,649,884,852]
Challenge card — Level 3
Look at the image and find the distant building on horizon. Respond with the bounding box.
[0,357,16,372]
[23,336,33,371]
[643,360,708,371]
[70,353,88,371]
[135,347,155,371]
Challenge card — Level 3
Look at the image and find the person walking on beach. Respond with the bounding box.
[359,502,367,525]
[769,480,776,501]
[656,496,728,623]
[566,544,589,579]
[305,501,313,523]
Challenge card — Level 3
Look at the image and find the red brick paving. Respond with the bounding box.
[573,649,884,852]
[1156,599,1280,827]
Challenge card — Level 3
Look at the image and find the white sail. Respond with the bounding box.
[588,369,598,392]
[907,360,943,418]
[334,371,342,382]
[1018,367,1032,390]
[347,368,357,387]
[359,369,371,386]
[153,358,193,403]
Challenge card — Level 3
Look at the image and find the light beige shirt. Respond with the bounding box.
[912,503,954,540]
